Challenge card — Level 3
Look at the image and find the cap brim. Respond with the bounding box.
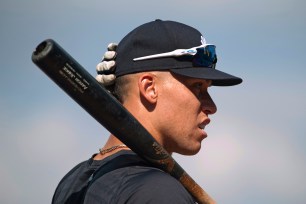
[170,67,242,86]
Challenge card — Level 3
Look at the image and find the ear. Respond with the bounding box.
[138,73,158,104]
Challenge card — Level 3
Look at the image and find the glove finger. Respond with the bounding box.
[103,51,117,60]
[107,43,118,51]
[96,74,116,86]
[96,61,116,73]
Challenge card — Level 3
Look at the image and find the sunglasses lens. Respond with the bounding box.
[192,45,217,68]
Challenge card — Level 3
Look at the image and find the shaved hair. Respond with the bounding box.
[112,75,132,103]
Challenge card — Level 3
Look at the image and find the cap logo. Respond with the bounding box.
[201,36,206,45]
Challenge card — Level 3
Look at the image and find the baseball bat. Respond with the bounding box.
[31,39,215,204]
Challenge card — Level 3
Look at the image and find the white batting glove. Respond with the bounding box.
[96,43,118,86]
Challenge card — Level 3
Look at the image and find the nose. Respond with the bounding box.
[201,91,217,115]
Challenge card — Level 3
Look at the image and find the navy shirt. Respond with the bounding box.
[52,150,195,204]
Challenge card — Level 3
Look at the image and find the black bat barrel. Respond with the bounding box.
[32,39,214,204]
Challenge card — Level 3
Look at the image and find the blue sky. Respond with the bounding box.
[1,0,306,203]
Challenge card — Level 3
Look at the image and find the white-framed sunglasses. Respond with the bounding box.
[133,44,217,68]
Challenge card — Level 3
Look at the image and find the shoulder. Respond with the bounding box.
[122,167,195,203]
[52,158,101,204]
[87,165,195,204]
[55,158,98,189]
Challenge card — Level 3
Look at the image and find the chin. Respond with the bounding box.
[176,145,201,156]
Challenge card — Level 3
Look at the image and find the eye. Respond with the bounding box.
[194,82,203,89]
[191,82,203,98]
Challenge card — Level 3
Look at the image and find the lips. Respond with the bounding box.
[198,118,211,129]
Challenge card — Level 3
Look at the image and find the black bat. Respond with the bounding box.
[31,39,215,204]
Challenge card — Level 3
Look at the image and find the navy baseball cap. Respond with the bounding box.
[115,19,242,86]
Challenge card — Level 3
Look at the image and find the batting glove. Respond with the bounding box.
[96,43,117,86]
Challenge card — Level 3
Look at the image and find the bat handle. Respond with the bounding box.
[179,173,216,204]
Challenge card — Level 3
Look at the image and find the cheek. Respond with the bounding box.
[157,81,201,132]
[161,84,201,118]
[161,95,200,130]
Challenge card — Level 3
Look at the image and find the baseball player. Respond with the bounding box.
[52,19,242,204]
